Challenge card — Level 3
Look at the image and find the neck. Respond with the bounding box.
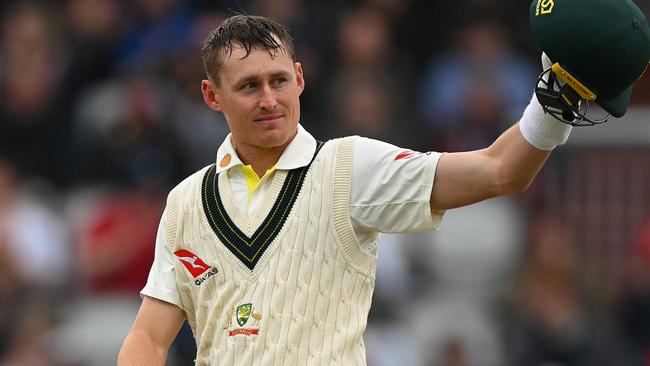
[235,142,289,178]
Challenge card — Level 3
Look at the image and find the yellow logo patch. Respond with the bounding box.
[536,0,554,16]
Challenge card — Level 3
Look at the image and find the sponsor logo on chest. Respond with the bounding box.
[174,249,219,286]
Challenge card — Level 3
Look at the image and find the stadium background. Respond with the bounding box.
[0,0,649,365]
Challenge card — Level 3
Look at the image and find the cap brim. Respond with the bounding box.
[598,85,633,118]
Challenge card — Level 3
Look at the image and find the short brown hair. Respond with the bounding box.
[201,15,295,83]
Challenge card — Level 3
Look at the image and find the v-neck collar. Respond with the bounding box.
[202,141,324,272]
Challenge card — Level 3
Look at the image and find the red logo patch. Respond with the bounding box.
[174,249,211,278]
[395,151,420,160]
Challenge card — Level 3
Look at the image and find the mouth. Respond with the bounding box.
[254,114,284,122]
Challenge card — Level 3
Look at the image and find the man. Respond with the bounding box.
[118,9,649,365]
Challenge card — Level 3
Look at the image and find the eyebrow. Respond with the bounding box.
[233,70,292,87]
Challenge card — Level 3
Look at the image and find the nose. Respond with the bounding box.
[258,84,278,111]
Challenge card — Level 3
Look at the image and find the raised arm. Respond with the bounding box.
[118,296,186,366]
[430,121,551,211]
[429,52,576,211]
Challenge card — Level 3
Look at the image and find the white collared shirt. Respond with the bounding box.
[216,125,318,216]
[142,125,444,302]
[216,125,443,245]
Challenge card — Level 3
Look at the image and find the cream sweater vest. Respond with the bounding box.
[165,137,378,365]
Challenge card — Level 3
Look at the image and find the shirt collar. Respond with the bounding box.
[215,124,317,173]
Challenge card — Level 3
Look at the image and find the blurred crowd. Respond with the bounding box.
[0,0,649,365]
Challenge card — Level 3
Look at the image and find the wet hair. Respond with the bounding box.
[201,15,295,83]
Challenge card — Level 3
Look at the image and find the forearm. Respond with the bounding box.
[430,98,564,210]
[481,90,572,196]
[484,122,552,195]
[484,90,575,194]
[430,124,551,210]
[118,329,169,366]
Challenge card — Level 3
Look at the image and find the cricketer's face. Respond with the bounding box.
[201,44,304,155]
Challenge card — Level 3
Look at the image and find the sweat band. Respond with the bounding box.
[519,93,572,151]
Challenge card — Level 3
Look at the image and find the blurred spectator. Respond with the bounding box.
[437,338,469,366]
[0,293,58,366]
[0,3,72,185]
[76,188,162,294]
[505,215,622,366]
[249,0,305,25]
[165,13,233,173]
[116,0,195,71]
[365,232,435,366]
[64,0,124,77]
[61,0,125,107]
[616,219,650,365]
[630,66,650,105]
[0,155,69,364]
[366,198,523,366]
[69,73,186,188]
[0,156,69,289]
[363,0,411,20]
[50,182,165,366]
[418,18,535,151]
[405,197,522,366]
[318,5,426,148]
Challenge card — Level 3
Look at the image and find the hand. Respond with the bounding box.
[540,52,564,91]
[541,52,553,71]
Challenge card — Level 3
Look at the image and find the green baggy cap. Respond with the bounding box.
[530,0,650,117]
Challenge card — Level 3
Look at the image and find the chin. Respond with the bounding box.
[255,132,291,148]
[263,125,296,144]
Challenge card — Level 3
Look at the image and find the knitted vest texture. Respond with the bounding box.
[165,137,378,365]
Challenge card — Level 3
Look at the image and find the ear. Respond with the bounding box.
[201,79,223,112]
[295,62,305,96]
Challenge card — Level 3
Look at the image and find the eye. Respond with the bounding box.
[271,77,287,87]
[241,82,257,91]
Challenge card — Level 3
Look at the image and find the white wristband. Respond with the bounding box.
[519,93,572,151]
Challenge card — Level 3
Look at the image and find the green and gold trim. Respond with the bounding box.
[201,141,324,271]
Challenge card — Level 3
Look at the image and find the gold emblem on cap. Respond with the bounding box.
[536,0,554,16]
[220,153,232,168]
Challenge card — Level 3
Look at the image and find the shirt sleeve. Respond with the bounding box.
[350,136,445,233]
[140,208,183,308]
